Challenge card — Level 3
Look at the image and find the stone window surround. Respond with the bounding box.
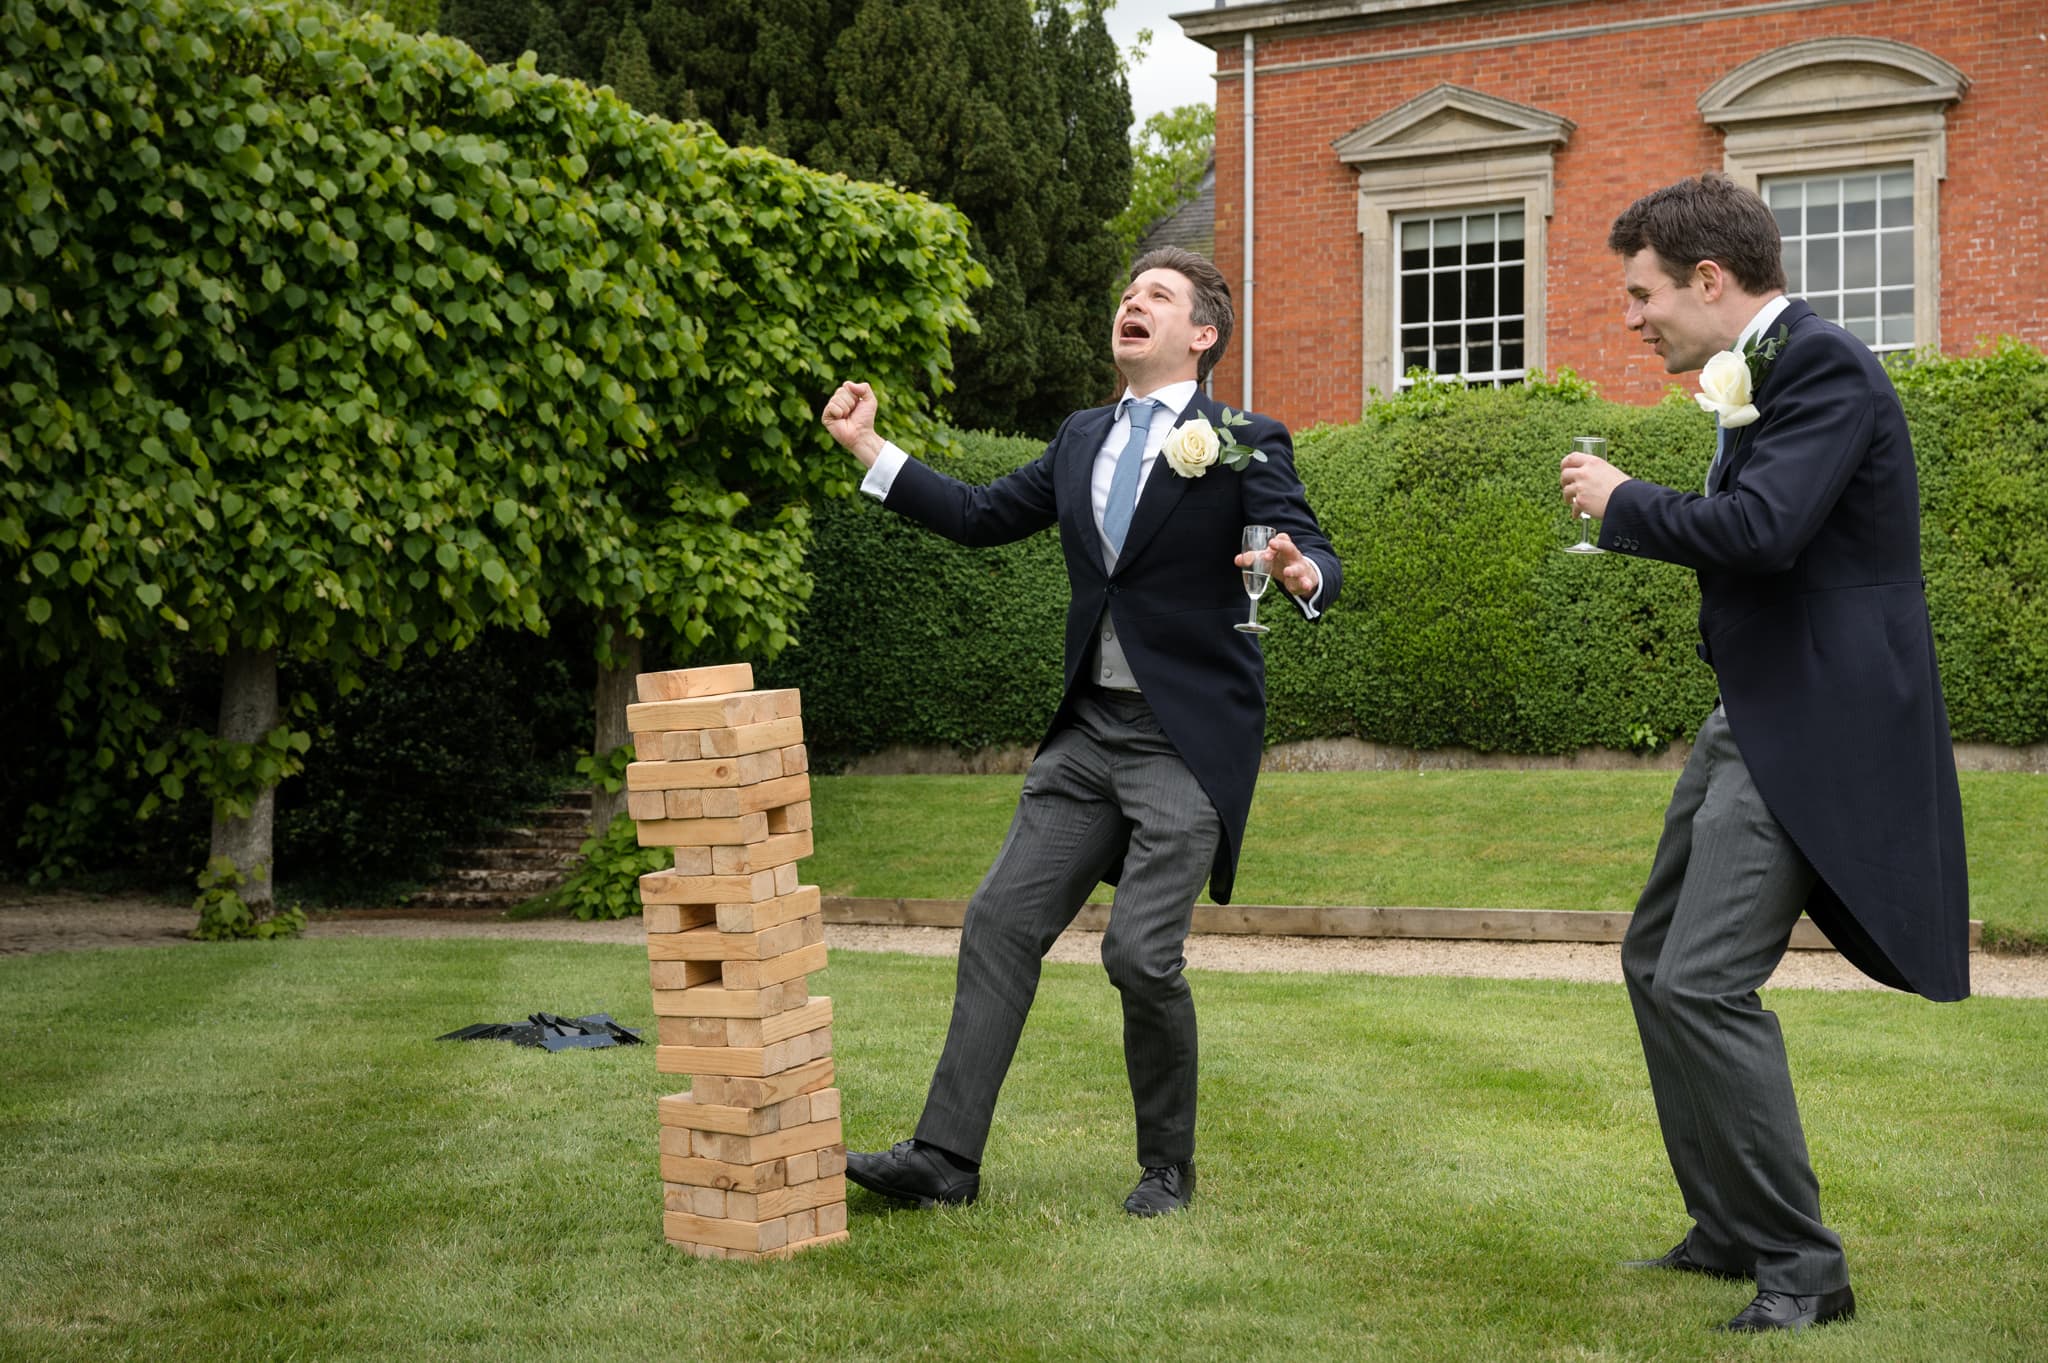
[1700,37,1968,352]
[1336,84,1571,398]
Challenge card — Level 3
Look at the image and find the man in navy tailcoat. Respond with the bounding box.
[820,247,1341,1217]
[1561,174,1969,1333]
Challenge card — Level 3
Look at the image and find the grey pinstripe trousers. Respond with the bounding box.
[913,688,1222,1168]
[1622,705,1850,1294]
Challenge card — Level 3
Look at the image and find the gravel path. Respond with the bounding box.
[6,892,2045,998]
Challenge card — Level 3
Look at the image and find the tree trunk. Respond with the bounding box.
[590,620,641,837]
[209,645,279,917]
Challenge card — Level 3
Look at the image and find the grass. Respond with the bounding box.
[2,939,2044,1361]
[806,770,2048,945]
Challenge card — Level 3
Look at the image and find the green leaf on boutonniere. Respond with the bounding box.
[1742,322,1791,388]
[1215,406,1266,472]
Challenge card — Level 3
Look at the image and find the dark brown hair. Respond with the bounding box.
[1128,246,1233,382]
[1608,173,1787,295]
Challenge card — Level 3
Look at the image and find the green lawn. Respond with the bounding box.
[2,940,2043,1361]
[808,771,2048,945]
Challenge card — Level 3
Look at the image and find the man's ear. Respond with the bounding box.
[1189,324,1219,357]
[1694,259,1730,303]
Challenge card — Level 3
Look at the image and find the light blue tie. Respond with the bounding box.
[1705,424,1727,493]
[1101,398,1157,555]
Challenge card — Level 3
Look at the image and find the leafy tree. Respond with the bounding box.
[1111,103,1215,257]
[1,0,980,934]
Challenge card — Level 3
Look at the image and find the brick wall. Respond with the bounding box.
[1202,0,2048,427]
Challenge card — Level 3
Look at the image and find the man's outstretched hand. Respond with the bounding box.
[822,381,885,467]
[1236,532,1321,600]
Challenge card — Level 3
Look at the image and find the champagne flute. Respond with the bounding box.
[1562,435,1607,555]
[1235,525,1274,635]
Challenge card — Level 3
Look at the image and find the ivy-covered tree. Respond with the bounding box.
[1,0,980,934]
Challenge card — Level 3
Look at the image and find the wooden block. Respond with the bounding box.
[660,1152,788,1193]
[721,939,828,991]
[711,830,814,875]
[773,1094,811,1128]
[809,1087,842,1122]
[785,1208,818,1243]
[727,1173,845,1224]
[816,1201,847,1236]
[661,1209,788,1254]
[645,912,820,963]
[673,1239,728,1261]
[635,811,770,848]
[685,1016,728,1046]
[626,750,781,792]
[655,1023,829,1078]
[648,978,807,1019]
[649,961,722,992]
[658,1091,779,1136]
[636,730,703,762]
[715,885,821,935]
[785,1150,819,1186]
[752,1228,849,1261]
[767,801,813,834]
[727,997,830,1048]
[688,1186,727,1218]
[644,903,715,935]
[640,867,781,905]
[662,789,704,820]
[682,1116,843,1167]
[690,1057,834,1109]
[700,715,806,758]
[699,773,812,819]
[626,790,667,821]
[627,689,800,735]
[779,743,808,775]
[672,846,712,875]
[773,861,801,896]
[636,664,754,703]
[818,1145,846,1179]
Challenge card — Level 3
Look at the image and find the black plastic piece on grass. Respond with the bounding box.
[436,1012,643,1049]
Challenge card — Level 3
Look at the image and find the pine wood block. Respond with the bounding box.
[661,789,706,820]
[627,688,799,735]
[767,801,813,834]
[636,664,754,703]
[682,1116,843,1167]
[636,730,703,762]
[661,1209,789,1254]
[673,1239,728,1261]
[751,1228,849,1261]
[699,773,811,819]
[635,811,769,848]
[655,1023,830,1078]
[715,885,820,935]
[785,1150,819,1187]
[700,715,806,758]
[659,1151,789,1193]
[649,961,722,992]
[779,743,808,775]
[721,939,827,991]
[626,750,781,792]
[672,846,713,875]
[818,1145,847,1179]
[686,1185,727,1218]
[711,830,813,875]
[644,903,716,936]
[645,912,820,963]
[726,1173,845,1224]
[648,978,807,1019]
[809,1087,842,1122]
[690,1056,834,1109]
[656,997,830,1047]
[658,1092,778,1137]
[640,866,782,905]
[626,790,667,821]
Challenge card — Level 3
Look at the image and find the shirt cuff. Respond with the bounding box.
[859,442,910,501]
[1293,559,1324,620]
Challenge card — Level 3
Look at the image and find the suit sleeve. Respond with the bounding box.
[1239,414,1342,613]
[879,417,1068,548]
[1599,332,1876,574]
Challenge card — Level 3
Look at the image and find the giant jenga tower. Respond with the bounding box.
[624,663,847,1260]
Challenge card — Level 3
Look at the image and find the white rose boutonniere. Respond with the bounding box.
[1694,350,1758,429]
[1161,407,1266,478]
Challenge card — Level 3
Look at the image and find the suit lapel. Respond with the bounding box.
[1715,299,1815,494]
[1058,404,1117,556]
[1114,389,1210,570]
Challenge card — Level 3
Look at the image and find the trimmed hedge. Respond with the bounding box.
[771,345,2048,763]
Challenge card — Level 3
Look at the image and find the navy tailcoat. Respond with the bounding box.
[1599,299,1970,1001]
[883,389,1341,904]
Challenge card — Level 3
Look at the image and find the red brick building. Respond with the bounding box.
[1173,0,2048,427]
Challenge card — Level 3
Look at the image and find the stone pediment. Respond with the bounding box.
[1699,37,1968,127]
[1334,85,1574,167]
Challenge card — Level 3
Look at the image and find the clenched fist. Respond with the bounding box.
[822,381,885,467]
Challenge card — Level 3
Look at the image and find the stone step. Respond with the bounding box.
[440,846,582,871]
[408,792,592,911]
[407,887,539,911]
[432,867,572,894]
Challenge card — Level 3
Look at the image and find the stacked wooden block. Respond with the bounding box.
[626,663,846,1260]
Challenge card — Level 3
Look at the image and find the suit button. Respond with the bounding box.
[1101,626,1113,641]
[1107,585,1120,596]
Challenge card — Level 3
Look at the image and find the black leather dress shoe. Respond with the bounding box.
[1623,1240,1749,1281]
[844,1139,979,1208]
[1718,1286,1855,1332]
[1123,1161,1195,1217]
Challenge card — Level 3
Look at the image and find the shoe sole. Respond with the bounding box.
[846,1169,975,1208]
